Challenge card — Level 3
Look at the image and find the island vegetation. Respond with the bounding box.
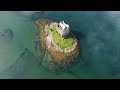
[35,19,79,71]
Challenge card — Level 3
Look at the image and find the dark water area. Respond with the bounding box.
[0,11,120,79]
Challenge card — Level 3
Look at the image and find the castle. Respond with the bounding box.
[56,21,70,38]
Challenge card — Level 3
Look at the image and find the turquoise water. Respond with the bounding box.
[0,11,120,79]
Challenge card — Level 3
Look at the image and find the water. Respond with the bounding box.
[0,11,120,79]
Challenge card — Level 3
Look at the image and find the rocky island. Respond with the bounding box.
[35,20,79,71]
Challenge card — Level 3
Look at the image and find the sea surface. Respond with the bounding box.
[0,11,120,79]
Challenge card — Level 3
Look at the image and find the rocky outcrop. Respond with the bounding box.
[35,19,79,71]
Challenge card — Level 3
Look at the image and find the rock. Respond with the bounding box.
[0,28,13,42]
[35,20,79,72]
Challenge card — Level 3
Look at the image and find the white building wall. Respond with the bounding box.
[56,23,70,37]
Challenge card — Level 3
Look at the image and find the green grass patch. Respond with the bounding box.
[48,24,74,49]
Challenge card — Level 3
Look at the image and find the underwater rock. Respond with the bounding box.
[0,48,38,78]
[0,28,13,42]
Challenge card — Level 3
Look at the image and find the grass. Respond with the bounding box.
[48,24,74,49]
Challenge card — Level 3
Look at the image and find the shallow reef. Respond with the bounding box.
[0,28,13,42]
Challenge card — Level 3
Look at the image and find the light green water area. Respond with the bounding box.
[0,11,120,79]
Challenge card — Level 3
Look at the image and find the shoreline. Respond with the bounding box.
[35,19,79,69]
